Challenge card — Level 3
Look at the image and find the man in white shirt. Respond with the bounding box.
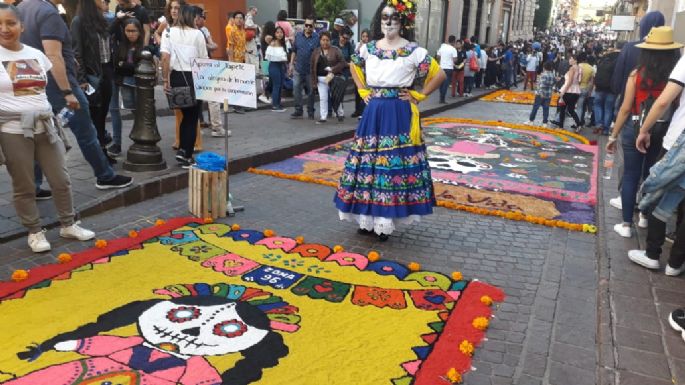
[436,35,458,104]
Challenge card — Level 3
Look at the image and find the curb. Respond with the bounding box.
[0,89,497,243]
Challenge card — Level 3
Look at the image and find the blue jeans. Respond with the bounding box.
[39,83,115,186]
[439,69,453,102]
[503,64,513,87]
[593,91,616,134]
[620,120,662,223]
[109,81,123,148]
[464,76,474,94]
[576,90,589,125]
[269,61,286,109]
[529,95,550,123]
[293,70,315,116]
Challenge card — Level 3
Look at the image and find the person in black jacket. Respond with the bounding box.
[592,42,622,135]
[71,0,115,164]
[112,18,144,113]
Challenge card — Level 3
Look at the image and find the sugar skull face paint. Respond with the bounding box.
[381,6,401,39]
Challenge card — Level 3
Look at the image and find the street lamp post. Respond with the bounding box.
[123,50,167,172]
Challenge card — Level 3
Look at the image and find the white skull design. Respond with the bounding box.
[428,155,492,174]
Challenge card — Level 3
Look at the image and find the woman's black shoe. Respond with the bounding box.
[357,228,374,236]
[377,233,389,242]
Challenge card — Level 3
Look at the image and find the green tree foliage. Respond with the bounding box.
[314,0,348,22]
[534,0,553,29]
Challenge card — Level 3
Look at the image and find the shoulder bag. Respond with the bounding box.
[166,33,196,109]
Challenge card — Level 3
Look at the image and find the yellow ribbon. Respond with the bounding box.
[352,58,441,145]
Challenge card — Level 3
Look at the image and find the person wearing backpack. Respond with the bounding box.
[463,43,478,97]
[593,42,622,135]
[606,27,681,239]
[524,48,539,91]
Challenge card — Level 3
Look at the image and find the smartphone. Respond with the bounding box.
[85,84,96,96]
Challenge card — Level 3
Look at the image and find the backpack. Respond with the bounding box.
[469,52,480,71]
[594,54,618,91]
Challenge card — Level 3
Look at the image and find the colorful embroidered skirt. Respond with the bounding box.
[334,97,436,223]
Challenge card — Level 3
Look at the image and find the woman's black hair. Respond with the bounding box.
[177,5,197,29]
[272,26,287,47]
[75,0,107,35]
[319,30,331,40]
[637,48,680,88]
[18,294,289,385]
[260,21,276,55]
[0,3,20,19]
[370,1,415,42]
[277,9,288,21]
[117,18,144,62]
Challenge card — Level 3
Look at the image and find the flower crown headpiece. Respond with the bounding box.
[387,0,417,28]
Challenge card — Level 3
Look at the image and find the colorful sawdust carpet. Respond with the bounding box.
[0,218,504,385]
[480,89,560,107]
[250,118,598,231]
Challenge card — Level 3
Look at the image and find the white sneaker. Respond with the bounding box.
[258,94,270,104]
[665,263,685,277]
[211,129,231,137]
[609,197,622,210]
[28,230,51,253]
[542,123,549,128]
[60,223,95,241]
[638,213,648,229]
[524,120,534,125]
[627,249,660,270]
[614,223,632,238]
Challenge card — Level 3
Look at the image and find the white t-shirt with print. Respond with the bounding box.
[437,43,457,70]
[662,56,685,150]
[0,45,52,134]
[160,27,208,72]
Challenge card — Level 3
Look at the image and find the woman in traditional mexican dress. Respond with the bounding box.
[334,0,446,241]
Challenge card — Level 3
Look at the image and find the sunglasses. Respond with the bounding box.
[381,13,400,22]
[304,23,314,28]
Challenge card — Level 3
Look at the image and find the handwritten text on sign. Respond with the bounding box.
[191,58,256,108]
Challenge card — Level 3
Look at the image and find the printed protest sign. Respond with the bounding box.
[191,58,256,108]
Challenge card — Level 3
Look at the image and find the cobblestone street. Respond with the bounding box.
[1,95,684,385]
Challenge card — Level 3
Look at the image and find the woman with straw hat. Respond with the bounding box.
[606,26,682,240]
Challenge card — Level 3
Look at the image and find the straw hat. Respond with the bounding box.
[636,26,684,50]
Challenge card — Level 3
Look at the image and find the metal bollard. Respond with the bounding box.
[123,50,167,172]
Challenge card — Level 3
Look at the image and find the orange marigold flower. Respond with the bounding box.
[459,340,474,356]
[231,224,241,231]
[263,229,276,237]
[333,245,344,253]
[481,295,494,306]
[11,269,29,282]
[154,219,166,226]
[472,316,490,330]
[95,239,108,249]
[203,217,214,224]
[368,251,380,262]
[295,236,305,245]
[408,262,421,271]
[446,368,462,383]
[128,230,139,238]
[57,253,72,264]
[452,271,463,281]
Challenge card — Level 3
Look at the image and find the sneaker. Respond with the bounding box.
[28,230,51,252]
[95,175,133,190]
[638,213,648,229]
[35,189,52,201]
[258,94,270,104]
[542,123,549,128]
[175,149,187,162]
[104,131,113,145]
[60,222,95,241]
[337,116,344,123]
[668,308,685,339]
[315,119,327,124]
[524,120,534,125]
[270,107,287,112]
[211,129,231,137]
[290,112,303,119]
[665,263,685,277]
[627,249,660,270]
[107,144,122,158]
[179,157,196,169]
[609,197,622,210]
[614,223,632,238]
[350,112,360,118]
[231,107,245,114]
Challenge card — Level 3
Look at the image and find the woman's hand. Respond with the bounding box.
[363,94,372,104]
[163,80,171,93]
[606,136,617,154]
[399,90,417,104]
[636,132,651,154]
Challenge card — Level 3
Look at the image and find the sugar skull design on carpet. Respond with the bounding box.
[0,218,504,385]
[250,118,598,230]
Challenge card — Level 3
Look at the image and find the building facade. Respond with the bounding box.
[444,0,536,46]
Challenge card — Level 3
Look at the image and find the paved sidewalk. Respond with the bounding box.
[0,86,493,242]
